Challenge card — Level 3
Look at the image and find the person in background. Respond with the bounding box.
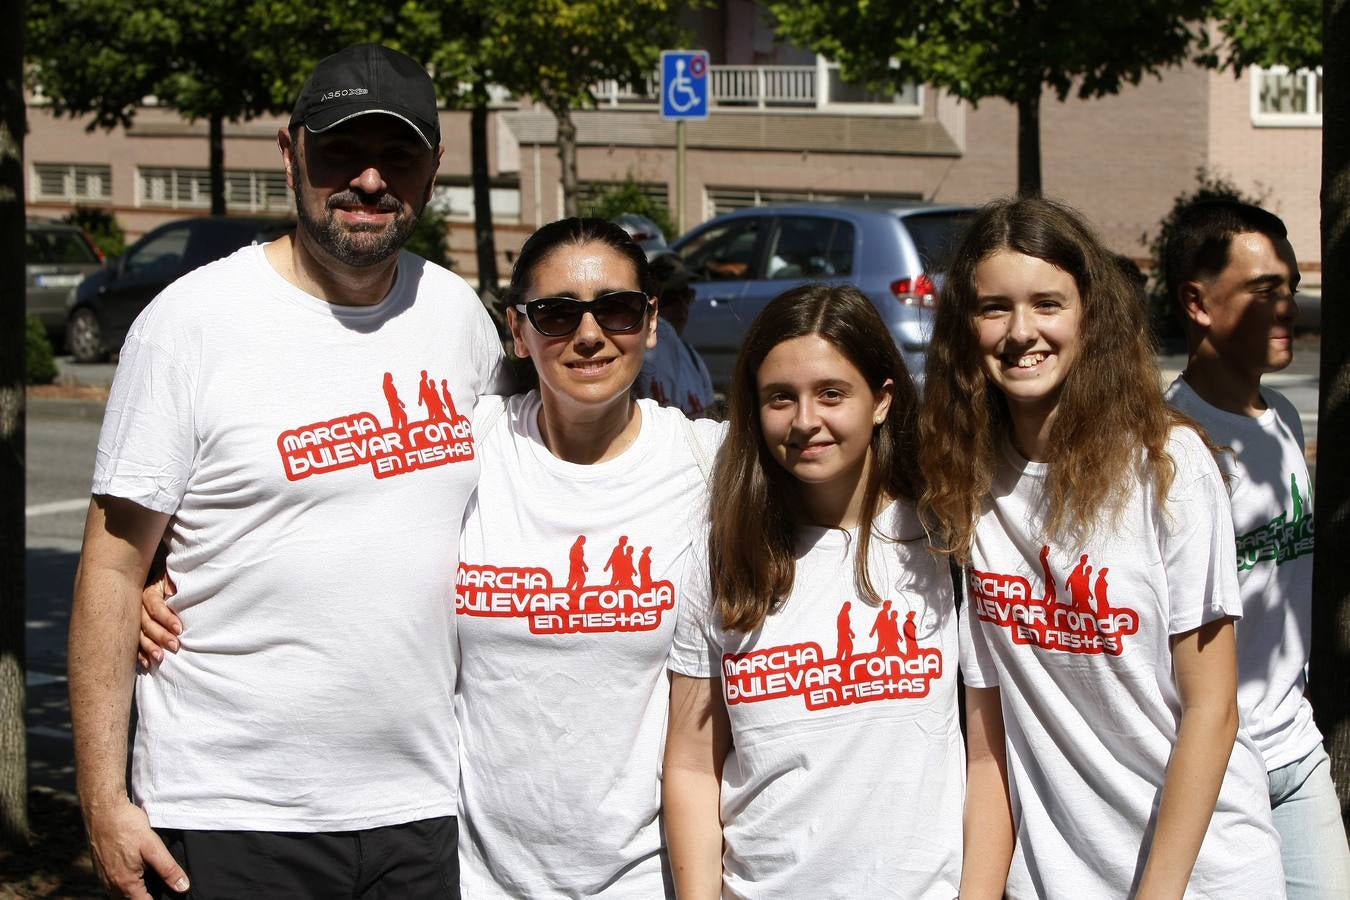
[635,253,716,418]
[1163,198,1350,899]
[921,196,1284,898]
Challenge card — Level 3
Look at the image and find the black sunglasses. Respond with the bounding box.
[515,290,653,337]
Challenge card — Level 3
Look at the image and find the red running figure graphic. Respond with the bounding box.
[418,370,447,421]
[1066,554,1095,614]
[383,372,407,430]
[836,601,855,660]
[638,547,654,589]
[439,379,459,420]
[1038,544,1057,605]
[1093,567,1112,617]
[604,536,637,588]
[567,536,589,592]
[903,611,919,660]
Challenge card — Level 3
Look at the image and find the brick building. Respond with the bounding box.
[25,3,1322,284]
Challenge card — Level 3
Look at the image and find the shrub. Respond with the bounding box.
[584,176,675,242]
[405,198,455,270]
[60,205,125,258]
[26,314,58,385]
[1144,168,1268,345]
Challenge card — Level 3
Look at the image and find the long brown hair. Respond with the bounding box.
[711,284,921,632]
[919,196,1195,560]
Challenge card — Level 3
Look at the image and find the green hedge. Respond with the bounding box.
[26,314,58,385]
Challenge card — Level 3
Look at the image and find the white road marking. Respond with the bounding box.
[25,498,89,517]
[27,726,71,741]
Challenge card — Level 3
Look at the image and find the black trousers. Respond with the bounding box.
[146,815,458,899]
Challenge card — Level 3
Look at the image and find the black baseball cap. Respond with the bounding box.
[290,44,440,149]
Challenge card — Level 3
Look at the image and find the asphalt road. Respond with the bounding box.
[23,342,1326,796]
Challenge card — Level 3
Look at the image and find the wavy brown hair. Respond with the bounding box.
[919,196,1195,561]
[711,284,922,632]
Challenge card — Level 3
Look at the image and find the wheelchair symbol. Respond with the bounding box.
[667,59,702,114]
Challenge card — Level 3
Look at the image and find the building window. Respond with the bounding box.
[704,186,922,218]
[432,181,522,225]
[32,163,112,202]
[139,167,293,211]
[1251,66,1322,127]
[817,58,922,115]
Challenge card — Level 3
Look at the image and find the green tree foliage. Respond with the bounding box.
[27,0,365,214]
[766,0,1209,196]
[1204,0,1322,71]
[476,0,686,216]
[25,315,58,386]
[584,176,675,241]
[403,197,455,271]
[59,206,124,258]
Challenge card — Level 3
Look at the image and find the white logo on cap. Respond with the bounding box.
[321,88,370,102]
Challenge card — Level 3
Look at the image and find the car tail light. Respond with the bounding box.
[890,274,937,308]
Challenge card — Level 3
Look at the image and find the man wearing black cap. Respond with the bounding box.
[68,44,505,898]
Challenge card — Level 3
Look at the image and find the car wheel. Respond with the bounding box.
[67,307,108,363]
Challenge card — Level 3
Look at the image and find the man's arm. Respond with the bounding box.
[69,495,189,899]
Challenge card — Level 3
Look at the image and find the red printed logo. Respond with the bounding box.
[721,600,943,711]
[277,371,474,481]
[456,535,675,634]
[971,545,1141,656]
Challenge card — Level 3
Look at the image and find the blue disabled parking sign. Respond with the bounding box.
[661,50,710,120]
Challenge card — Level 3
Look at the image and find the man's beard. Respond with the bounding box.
[293,177,420,267]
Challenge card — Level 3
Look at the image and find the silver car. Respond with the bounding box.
[26,219,103,340]
[672,202,976,388]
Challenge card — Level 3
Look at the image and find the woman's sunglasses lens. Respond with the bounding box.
[530,300,581,336]
[593,292,648,331]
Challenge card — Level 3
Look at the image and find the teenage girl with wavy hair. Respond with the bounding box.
[920,196,1283,898]
[665,284,963,898]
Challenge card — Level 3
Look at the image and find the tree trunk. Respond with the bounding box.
[1016,91,1042,198]
[0,0,30,848]
[470,87,499,295]
[1312,0,1350,824]
[555,103,580,218]
[209,112,225,215]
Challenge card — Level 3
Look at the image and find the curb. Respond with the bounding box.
[28,396,108,421]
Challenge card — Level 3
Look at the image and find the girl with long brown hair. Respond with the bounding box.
[664,284,963,898]
[921,196,1283,897]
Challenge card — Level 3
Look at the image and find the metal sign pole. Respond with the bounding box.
[676,119,686,235]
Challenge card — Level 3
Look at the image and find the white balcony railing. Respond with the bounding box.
[592,63,920,115]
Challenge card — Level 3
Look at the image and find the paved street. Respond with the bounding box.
[23,340,1326,797]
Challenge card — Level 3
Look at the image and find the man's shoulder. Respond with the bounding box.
[128,246,263,341]
[401,252,480,306]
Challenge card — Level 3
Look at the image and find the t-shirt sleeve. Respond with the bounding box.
[472,303,514,396]
[1161,428,1243,635]
[90,334,196,514]
[958,570,1000,689]
[668,541,720,678]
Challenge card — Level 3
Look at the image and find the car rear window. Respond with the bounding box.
[901,212,974,273]
[27,228,99,265]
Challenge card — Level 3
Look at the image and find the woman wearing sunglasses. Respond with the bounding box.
[454,217,722,897]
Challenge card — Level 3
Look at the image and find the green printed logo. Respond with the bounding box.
[1236,474,1314,571]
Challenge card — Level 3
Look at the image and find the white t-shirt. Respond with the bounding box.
[1166,377,1322,771]
[93,243,507,831]
[669,502,963,900]
[960,428,1283,898]
[455,391,723,898]
[635,317,716,419]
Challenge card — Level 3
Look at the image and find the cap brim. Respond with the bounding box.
[304,105,436,149]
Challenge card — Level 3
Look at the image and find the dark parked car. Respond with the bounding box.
[671,202,976,388]
[26,219,103,339]
[67,215,292,362]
